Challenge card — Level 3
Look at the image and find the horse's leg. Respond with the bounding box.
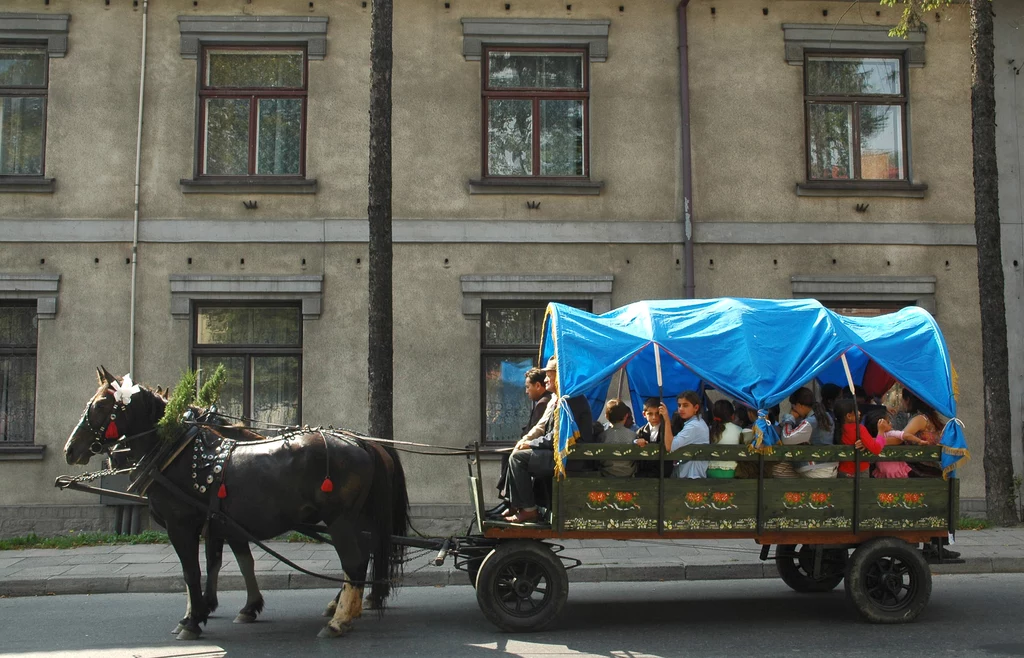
[318,524,368,638]
[323,588,342,618]
[203,534,224,615]
[167,526,208,641]
[227,538,265,624]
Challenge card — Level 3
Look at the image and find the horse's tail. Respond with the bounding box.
[366,441,409,609]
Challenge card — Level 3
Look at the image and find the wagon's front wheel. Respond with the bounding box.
[475,541,568,632]
[776,544,846,593]
[845,537,931,623]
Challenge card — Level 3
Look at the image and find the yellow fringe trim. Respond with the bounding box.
[941,446,971,480]
[951,363,960,402]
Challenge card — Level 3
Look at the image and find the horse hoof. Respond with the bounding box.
[176,628,202,641]
[171,623,185,634]
[233,613,258,624]
[317,622,351,639]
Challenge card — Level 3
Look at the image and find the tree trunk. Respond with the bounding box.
[367,0,394,442]
[971,0,1017,524]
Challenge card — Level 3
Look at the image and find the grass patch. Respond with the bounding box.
[0,530,169,551]
[957,516,991,531]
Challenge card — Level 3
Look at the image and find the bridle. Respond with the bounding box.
[76,392,154,458]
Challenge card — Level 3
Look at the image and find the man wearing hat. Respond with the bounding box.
[503,356,560,523]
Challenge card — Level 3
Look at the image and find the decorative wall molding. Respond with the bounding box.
[0,273,60,318]
[782,23,927,67]
[0,13,71,57]
[792,274,937,314]
[459,274,613,317]
[461,18,611,61]
[169,274,324,319]
[177,15,329,60]
[696,222,975,246]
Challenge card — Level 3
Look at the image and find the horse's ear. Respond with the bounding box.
[97,366,118,386]
[155,386,165,398]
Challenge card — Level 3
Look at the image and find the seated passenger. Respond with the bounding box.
[833,398,884,478]
[901,389,945,478]
[597,398,636,477]
[796,387,838,479]
[773,387,818,478]
[504,357,559,523]
[635,397,672,478]
[670,391,709,479]
[707,399,741,479]
[864,408,914,479]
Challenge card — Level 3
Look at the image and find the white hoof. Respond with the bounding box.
[171,623,185,634]
[233,613,258,624]
[176,628,202,641]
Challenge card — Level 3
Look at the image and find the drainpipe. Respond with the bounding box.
[678,0,695,298]
[129,0,149,374]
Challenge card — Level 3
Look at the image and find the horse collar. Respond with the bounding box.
[191,430,236,495]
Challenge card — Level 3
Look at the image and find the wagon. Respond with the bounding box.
[458,298,970,632]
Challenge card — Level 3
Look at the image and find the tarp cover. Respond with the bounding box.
[539,298,968,478]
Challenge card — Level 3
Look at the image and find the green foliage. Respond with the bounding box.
[0,530,169,550]
[197,363,226,408]
[879,0,961,38]
[958,515,991,530]
[157,369,197,442]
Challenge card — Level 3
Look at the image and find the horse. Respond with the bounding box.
[64,367,409,640]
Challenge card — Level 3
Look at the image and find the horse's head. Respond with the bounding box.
[64,366,166,466]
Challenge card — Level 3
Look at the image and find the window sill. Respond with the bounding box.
[179,177,318,194]
[468,178,604,196]
[795,181,928,199]
[0,445,45,461]
[0,177,56,193]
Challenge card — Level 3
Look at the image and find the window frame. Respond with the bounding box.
[803,51,909,184]
[0,301,37,445]
[0,42,49,178]
[480,45,590,180]
[478,299,591,445]
[190,301,304,426]
[195,44,309,180]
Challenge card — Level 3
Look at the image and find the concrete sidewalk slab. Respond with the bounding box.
[1,529,1022,598]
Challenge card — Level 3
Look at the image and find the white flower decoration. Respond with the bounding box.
[111,374,141,405]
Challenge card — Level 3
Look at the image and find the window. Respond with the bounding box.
[199,47,306,178]
[0,45,46,177]
[0,303,36,444]
[192,304,302,429]
[480,300,590,443]
[804,54,907,182]
[482,48,588,179]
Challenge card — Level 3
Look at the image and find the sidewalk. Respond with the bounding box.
[2,528,1023,597]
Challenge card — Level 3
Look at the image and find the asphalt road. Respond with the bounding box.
[1,574,1022,658]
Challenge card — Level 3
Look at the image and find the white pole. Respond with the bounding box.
[654,343,663,398]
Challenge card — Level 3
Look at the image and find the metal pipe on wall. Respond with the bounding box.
[128,0,150,374]
[678,0,695,298]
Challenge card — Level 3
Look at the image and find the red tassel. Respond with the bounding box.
[105,421,119,440]
[217,484,227,499]
[320,477,334,493]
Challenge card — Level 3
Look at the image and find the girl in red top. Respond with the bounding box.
[833,398,885,476]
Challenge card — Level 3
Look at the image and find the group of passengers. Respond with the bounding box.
[592,382,947,481]
[493,356,946,523]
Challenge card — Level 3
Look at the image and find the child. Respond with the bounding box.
[707,399,741,478]
[863,408,914,478]
[598,399,637,477]
[634,397,672,478]
[670,391,709,479]
[833,398,884,477]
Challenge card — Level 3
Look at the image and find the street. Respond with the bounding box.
[1,574,1022,657]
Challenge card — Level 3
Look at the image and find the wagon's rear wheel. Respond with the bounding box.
[475,540,568,632]
[775,544,847,593]
[845,537,931,623]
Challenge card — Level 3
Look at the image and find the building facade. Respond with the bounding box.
[0,0,985,536]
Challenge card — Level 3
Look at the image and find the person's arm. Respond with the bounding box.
[902,414,927,438]
[519,395,556,446]
[780,417,813,445]
[859,425,884,455]
[882,430,905,446]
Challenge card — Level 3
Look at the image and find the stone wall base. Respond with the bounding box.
[0,504,153,538]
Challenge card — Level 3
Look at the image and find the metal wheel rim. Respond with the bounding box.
[863,556,918,611]
[492,558,552,618]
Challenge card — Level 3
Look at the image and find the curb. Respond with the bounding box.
[3,558,1021,598]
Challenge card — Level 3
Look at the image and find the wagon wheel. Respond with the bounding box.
[475,540,569,632]
[775,544,847,593]
[844,537,932,623]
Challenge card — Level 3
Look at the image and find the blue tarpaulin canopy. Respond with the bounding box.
[539,298,968,478]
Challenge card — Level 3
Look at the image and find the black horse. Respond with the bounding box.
[64,368,409,640]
